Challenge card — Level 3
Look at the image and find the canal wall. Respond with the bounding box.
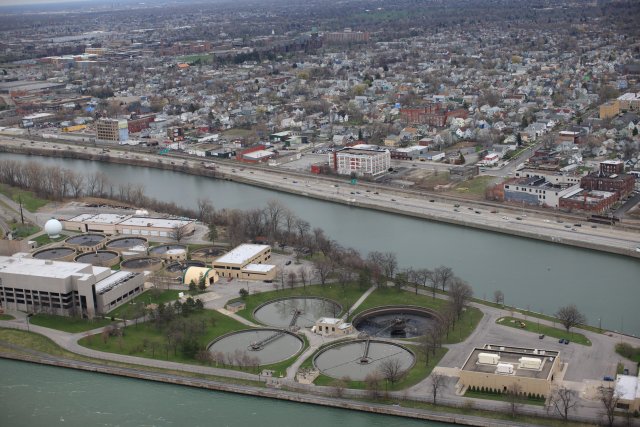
[1,143,638,260]
[0,351,541,427]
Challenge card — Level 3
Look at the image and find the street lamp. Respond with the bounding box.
[26,313,33,332]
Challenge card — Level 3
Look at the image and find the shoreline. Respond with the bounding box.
[1,142,639,260]
[0,351,521,427]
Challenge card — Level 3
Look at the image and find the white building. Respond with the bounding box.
[330,145,391,177]
[0,254,144,318]
[312,317,353,337]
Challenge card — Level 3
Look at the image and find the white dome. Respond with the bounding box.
[44,219,63,238]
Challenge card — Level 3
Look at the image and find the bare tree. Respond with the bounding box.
[287,271,297,290]
[547,386,578,421]
[434,265,454,292]
[379,358,406,387]
[449,278,473,319]
[598,386,621,427]
[364,372,382,399]
[298,266,308,289]
[170,223,190,243]
[429,372,447,405]
[555,305,586,332]
[506,383,524,418]
[313,258,333,286]
[196,198,214,224]
[493,290,504,305]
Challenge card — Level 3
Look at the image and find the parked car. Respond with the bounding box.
[603,376,615,382]
[539,334,545,339]
[559,338,565,344]
[285,260,292,265]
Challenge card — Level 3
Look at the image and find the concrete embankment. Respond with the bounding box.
[2,144,638,259]
[0,351,536,427]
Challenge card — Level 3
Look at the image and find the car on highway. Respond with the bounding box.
[515,217,522,220]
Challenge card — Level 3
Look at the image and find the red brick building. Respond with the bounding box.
[559,190,618,213]
[400,104,446,127]
[580,173,634,198]
[127,115,155,133]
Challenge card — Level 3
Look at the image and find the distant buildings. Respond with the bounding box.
[96,118,129,143]
[62,213,195,237]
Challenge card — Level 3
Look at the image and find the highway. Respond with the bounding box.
[2,137,639,257]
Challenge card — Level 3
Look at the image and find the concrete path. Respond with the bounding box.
[343,285,376,319]
[216,308,259,327]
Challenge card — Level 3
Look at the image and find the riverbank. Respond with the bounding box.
[1,140,638,260]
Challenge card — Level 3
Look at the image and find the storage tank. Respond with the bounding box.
[495,363,514,375]
[477,352,500,365]
[519,357,542,370]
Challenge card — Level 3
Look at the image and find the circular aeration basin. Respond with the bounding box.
[166,260,206,273]
[207,328,304,366]
[352,306,442,338]
[191,246,225,261]
[313,340,415,381]
[106,237,148,250]
[65,233,106,247]
[253,297,342,328]
[149,244,187,255]
[120,256,163,272]
[32,246,76,260]
[75,250,120,267]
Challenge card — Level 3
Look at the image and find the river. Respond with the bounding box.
[3,153,640,334]
[0,359,441,427]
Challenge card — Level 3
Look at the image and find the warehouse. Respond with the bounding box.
[458,344,562,398]
[0,254,144,318]
[62,214,195,237]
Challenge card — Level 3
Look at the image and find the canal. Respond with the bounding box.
[4,153,639,334]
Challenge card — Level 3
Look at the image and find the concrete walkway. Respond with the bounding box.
[343,285,376,319]
[216,308,259,327]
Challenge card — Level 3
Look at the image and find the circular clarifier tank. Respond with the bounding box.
[120,256,163,272]
[75,250,120,267]
[253,297,342,328]
[207,329,304,366]
[32,246,76,260]
[106,237,148,250]
[64,233,106,247]
[352,306,442,338]
[313,340,415,381]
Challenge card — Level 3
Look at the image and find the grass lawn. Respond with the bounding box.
[79,309,249,364]
[0,183,49,212]
[454,176,494,196]
[229,282,368,325]
[29,314,114,333]
[32,233,67,246]
[107,289,182,318]
[0,314,15,320]
[353,287,484,344]
[615,343,640,364]
[0,329,264,387]
[9,223,40,238]
[465,389,546,406]
[496,316,591,346]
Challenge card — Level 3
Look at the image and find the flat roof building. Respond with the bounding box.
[615,373,640,412]
[63,213,195,238]
[459,344,562,398]
[330,146,391,177]
[213,244,276,281]
[96,118,129,144]
[0,254,144,318]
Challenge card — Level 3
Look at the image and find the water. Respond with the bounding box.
[207,329,304,365]
[314,341,416,381]
[253,297,343,328]
[0,359,441,426]
[3,153,640,334]
[355,312,436,339]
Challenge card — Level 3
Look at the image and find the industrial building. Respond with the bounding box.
[0,254,144,318]
[312,317,353,337]
[212,244,276,281]
[458,344,562,398]
[330,144,391,177]
[62,213,195,237]
[96,118,129,143]
[503,177,580,208]
[615,372,640,412]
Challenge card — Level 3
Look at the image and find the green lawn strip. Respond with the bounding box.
[9,223,40,238]
[0,314,15,320]
[615,343,640,364]
[464,389,546,406]
[107,289,182,318]
[352,287,483,344]
[496,316,591,346]
[229,283,366,325]
[79,309,246,364]
[0,183,49,212]
[29,314,114,333]
[472,298,602,334]
[32,233,67,246]
[0,329,263,388]
[454,176,494,196]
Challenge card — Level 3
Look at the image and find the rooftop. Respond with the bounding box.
[118,217,193,228]
[67,213,130,224]
[215,244,270,265]
[462,345,559,380]
[0,255,94,279]
[243,263,275,273]
[95,271,137,295]
[615,374,640,401]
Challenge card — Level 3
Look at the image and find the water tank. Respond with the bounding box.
[495,363,514,375]
[44,218,63,238]
[478,352,500,365]
[519,357,542,370]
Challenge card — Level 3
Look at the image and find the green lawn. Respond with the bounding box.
[79,309,249,364]
[9,223,40,238]
[229,282,368,325]
[0,183,50,212]
[353,287,484,344]
[29,314,114,333]
[496,316,591,346]
[454,176,494,196]
[464,389,546,406]
[107,289,182,318]
[0,314,14,320]
[615,343,640,364]
[32,233,67,246]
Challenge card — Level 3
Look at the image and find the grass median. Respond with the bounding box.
[496,316,591,346]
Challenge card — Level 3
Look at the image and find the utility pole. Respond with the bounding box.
[19,196,24,224]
